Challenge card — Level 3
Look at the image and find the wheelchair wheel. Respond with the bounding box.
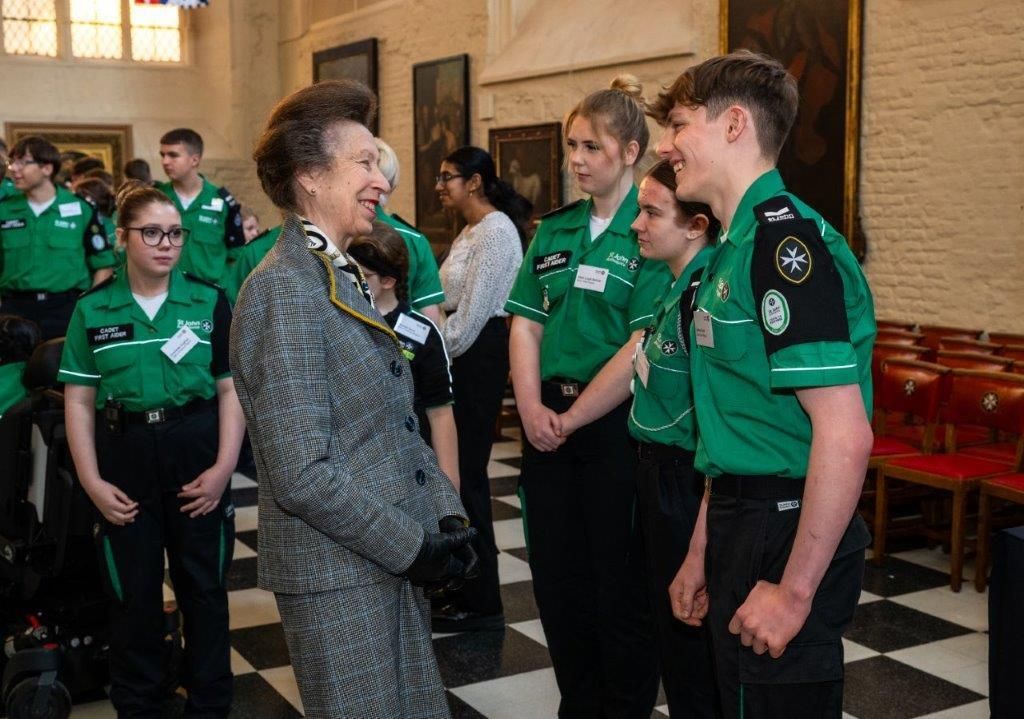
[5,676,72,719]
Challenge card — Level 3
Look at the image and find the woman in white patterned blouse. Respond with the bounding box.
[434,145,531,631]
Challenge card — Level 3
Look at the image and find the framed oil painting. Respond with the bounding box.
[5,122,133,186]
[489,123,563,223]
[412,53,469,249]
[721,0,865,258]
[313,38,379,134]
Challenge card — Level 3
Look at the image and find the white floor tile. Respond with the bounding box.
[888,639,986,688]
[656,704,669,716]
[490,442,523,461]
[495,494,521,509]
[452,668,560,719]
[858,590,883,604]
[493,518,526,551]
[231,472,258,489]
[487,460,521,478]
[234,538,257,560]
[231,647,257,675]
[915,699,991,718]
[260,665,305,714]
[497,550,532,585]
[234,505,258,533]
[890,586,988,632]
[228,588,280,629]
[509,618,546,647]
[69,699,117,718]
[892,546,976,576]
[842,638,879,663]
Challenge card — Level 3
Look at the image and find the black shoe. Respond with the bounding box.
[431,605,505,633]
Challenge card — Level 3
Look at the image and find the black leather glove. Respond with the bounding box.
[406,525,477,587]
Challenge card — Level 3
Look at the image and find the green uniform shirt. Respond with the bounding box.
[628,246,714,450]
[157,178,244,285]
[505,186,673,382]
[0,186,114,292]
[58,268,232,411]
[0,361,27,419]
[691,170,875,478]
[376,207,446,310]
[223,225,281,303]
[0,177,16,203]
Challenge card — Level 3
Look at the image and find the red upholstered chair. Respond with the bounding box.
[919,325,983,351]
[975,474,1024,591]
[874,370,1024,591]
[988,332,1024,345]
[936,351,1014,372]
[877,319,915,332]
[871,359,949,463]
[940,338,1002,354]
[876,329,925,346]
[997,344,1024,362]
[872,343,932,412]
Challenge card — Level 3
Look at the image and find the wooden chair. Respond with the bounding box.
[877,319,915,332]
[975,474,1024,591]
[988,332,1024,345]
[936,351,1014,372]
[997,344,1024,362]
[872,343,932,410]
[876,329,925,346]
[940,338,1002,354]
[874,370,1024,591]
[918,325,983,350]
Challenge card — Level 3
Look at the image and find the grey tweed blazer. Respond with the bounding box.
[229,214,465,594]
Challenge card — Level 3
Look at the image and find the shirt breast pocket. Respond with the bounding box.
[93,346,140,389]
[599,271,632,309]
[540,270,572,311]
[47,226,80,250]
[646,358,687,398]
[699,317,752,363]
[1,225,31,249]
[169,341,213,397]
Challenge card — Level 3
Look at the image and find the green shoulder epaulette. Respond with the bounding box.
[539,199,584,221]
[183,272,224,292]
[79,274,115,298]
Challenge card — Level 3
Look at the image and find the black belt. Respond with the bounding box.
[637,442,695,463]
[543,377,589,398]
[710,473,805,500]
[1,289,79,302]
[123,397,215,426]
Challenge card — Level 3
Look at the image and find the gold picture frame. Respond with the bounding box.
[5,122,133,186]
[720,0,865,259]
[489,123,563,222]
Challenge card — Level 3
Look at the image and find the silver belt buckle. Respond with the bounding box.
[145,408,166,424]
[560,383,579,398]
[36,292,47,301]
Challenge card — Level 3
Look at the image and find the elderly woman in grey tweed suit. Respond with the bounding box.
[229,80,477,719]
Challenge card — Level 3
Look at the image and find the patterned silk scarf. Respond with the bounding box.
[300,217,374,307]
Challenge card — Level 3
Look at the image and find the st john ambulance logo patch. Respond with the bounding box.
[661,340,678,356]
[775,236,812,285]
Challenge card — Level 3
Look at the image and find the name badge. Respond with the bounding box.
[58,202,83,218]
[161,325,201,364]
[0,218,26,230]
[210,197,224,211]
[694,310,715,348]
[573,264,608,293]
[394,312,431,345]
[633,341,650,388]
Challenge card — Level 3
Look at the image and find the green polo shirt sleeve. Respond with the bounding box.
[58,304,102,387]
[376,210,446,309]
[504,233,548,323]
[82,201,116,272]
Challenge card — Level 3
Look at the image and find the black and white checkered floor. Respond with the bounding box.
[70,427,991,718]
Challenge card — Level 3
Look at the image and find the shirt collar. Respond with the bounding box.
[723,169,786,246]
[105,268,192,310]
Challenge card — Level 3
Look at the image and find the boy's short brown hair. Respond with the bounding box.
[649,50,798,162]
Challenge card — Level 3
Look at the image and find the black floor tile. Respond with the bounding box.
[230,622,292,671]
[500,580,539,623]
[229,673,302,718]
[225,556,259,592]
[504,546,529,563]
[433,626,552,688]
[237,529,258,551]
[844,600,973,653]
[447,692,488,718]
[490,475,519,497]
[495,456,522,470]
[862,556,952,598]
[490,498,522,521]
[232,486,258,508]
[843,656,984,719]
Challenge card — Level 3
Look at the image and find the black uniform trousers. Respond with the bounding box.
[1,290,78,340]
[95,404,235,718]
[447,316,509,615]
[705,475,870,719]
[635,444,720,719]
[519,389,658,719]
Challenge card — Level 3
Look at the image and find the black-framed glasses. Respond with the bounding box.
[9,158,39,169]
[128,226,189,247]
[435,172,463,184]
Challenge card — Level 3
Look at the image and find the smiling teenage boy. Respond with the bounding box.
[653,51,876,718]
[156,129,245,285]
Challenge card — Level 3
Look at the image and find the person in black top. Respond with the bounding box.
[349,221,459,490]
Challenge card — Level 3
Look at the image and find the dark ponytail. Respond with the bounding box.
[444,146,533,245]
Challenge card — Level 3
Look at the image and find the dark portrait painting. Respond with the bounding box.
[722,0,865,258]
[489,123,563,222]
[413,54,469,250]
[313,39,379,134]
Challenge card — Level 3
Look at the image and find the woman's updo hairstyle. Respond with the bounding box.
[644,160,721,239]
[565,74,650,159]
[443,145,533,246]
[115,180,175,230]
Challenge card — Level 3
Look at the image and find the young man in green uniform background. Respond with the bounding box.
[0,136,115,339]
[156,128,246,285]
[655,51,876,718]
[0,314,41,420]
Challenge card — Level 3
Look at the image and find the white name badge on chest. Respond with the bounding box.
[161,325,201,364]
[694,310,715,348]
[58,202,83,218]
[394,312,431,344]
[573,264,609,293]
